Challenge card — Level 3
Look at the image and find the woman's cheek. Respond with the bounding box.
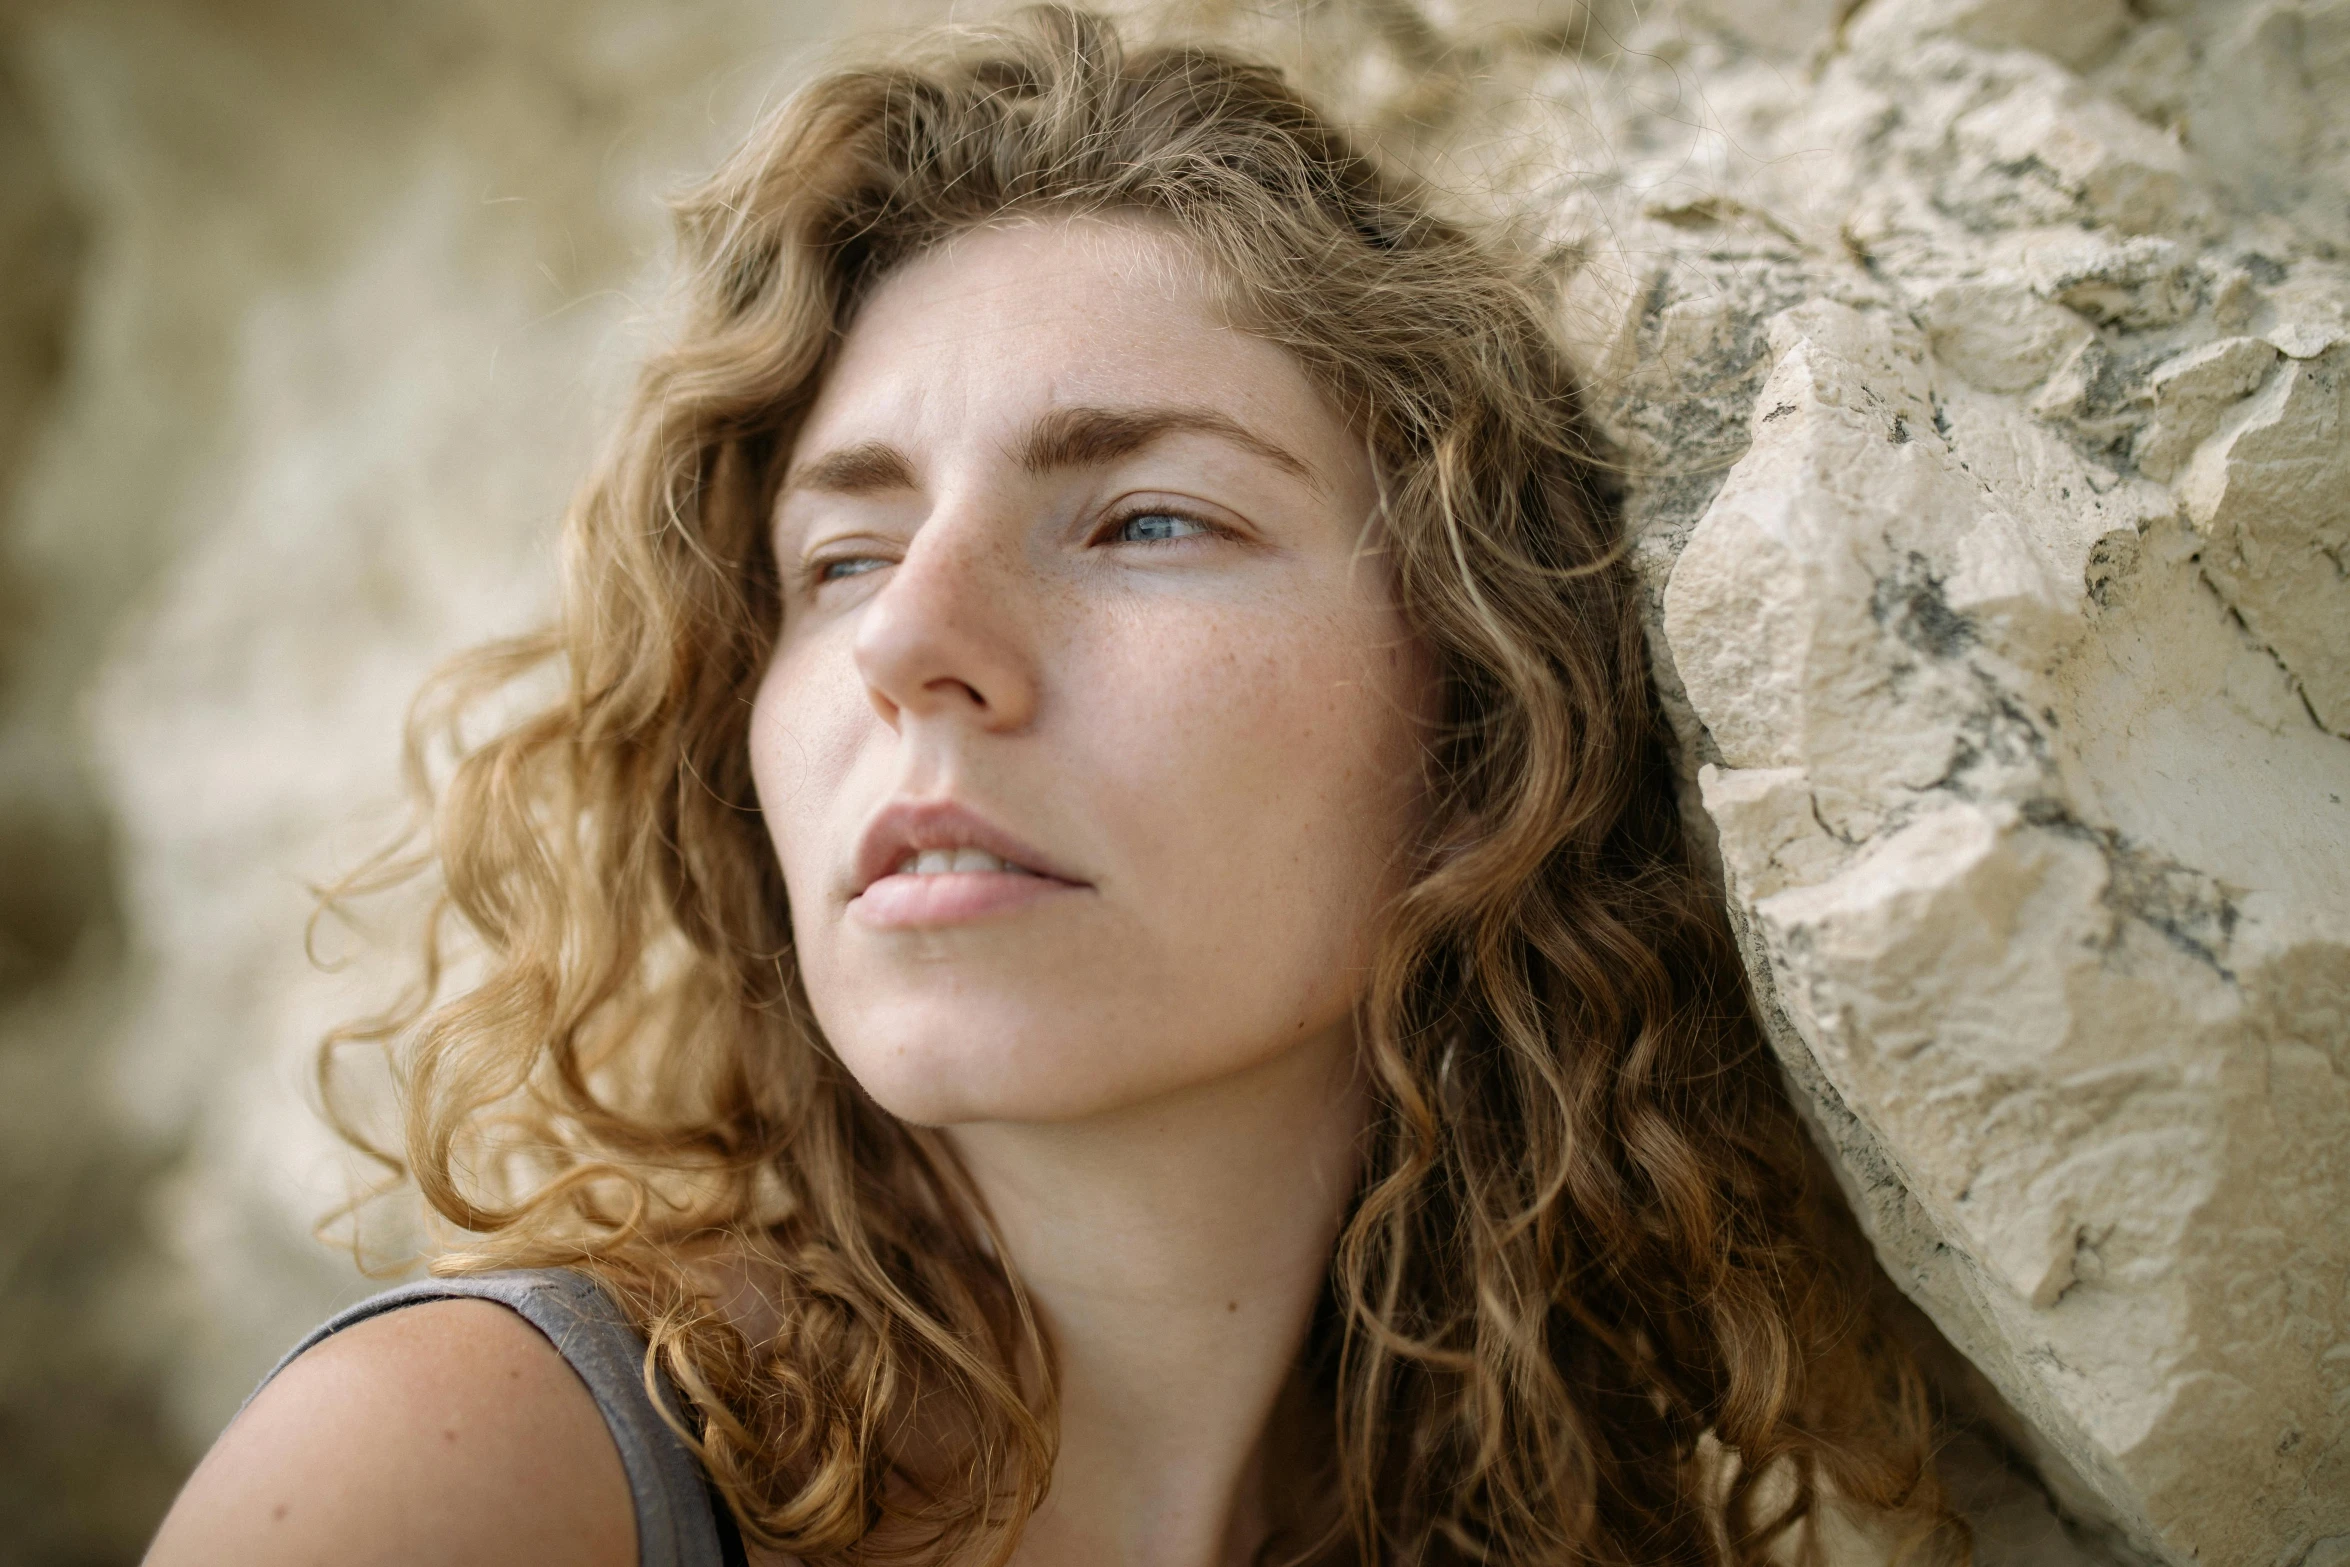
[748,644,857,919]
[1113,597,1412,932]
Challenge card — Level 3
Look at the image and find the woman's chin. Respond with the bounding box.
[848,1055,1154,1128]
[828,1025,1220,1130]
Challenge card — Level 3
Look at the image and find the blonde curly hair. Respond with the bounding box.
[325,9,1964,1563]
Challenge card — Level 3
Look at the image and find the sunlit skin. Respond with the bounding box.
[753,217,1436,1565]
[139,216,1435,1567]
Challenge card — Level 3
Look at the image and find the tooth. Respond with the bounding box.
[952,848,1004,873]
[897,853,919,875]
[915,849,954,875]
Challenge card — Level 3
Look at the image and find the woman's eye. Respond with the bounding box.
[1109,511,1210,545]
[817,556,889,583]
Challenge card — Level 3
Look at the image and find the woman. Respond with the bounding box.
[146,9,1960,1565]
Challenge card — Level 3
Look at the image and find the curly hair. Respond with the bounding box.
[323,8,1965,1563]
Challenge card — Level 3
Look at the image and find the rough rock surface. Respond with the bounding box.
[2,0,2343,1561]
[1372,0,2349,1560]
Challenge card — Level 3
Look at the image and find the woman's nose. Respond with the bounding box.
[850,508,1038,734]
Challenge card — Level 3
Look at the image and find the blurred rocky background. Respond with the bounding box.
[0,1,2342,1564]
[0,4,855,1559]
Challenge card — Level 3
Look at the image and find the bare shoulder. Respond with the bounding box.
[143,1297,636,1567]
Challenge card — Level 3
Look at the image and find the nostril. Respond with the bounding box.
[930,676,987,709]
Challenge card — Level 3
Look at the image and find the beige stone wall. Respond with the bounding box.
[0,0,2340,1562]
[1445,4,2350,1562]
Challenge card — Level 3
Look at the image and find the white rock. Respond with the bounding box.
[1669,299,2350,1564]
[1396,0,1591,44]
[1682,0,1845,54]
[2013,231,2202,327]
[1953,86,2213,236]
[2134,334,2279,480]
[2176,345,2350,733]
[1919,275,2094,393]
[1848,0,2133,67]
[2099,21,2194,125]
[1505,4,2350,1557]
[2187,3,2319,214]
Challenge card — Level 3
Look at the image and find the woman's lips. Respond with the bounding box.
[848,798,1088,928]
[849,868,1083,928]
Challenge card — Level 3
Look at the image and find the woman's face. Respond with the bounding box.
[751,217,1432,1127]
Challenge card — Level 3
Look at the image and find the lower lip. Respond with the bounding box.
[849,871,1084,929]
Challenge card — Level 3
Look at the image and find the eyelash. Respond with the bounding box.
[815,556,887,584]
[803,505,1224,589]
[1096,504,1220,547]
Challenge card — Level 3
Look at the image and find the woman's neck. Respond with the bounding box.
[943,1025,1368,1567]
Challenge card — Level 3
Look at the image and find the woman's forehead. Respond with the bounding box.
[794,217,1349,473]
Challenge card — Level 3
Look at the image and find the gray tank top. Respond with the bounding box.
[254,1268,744,1567]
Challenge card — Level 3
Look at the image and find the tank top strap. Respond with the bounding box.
[251,1267,739,1567]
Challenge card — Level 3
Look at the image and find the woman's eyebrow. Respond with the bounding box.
[783,440,919,495]
[781,406,1322,498]
[1017,404,1323,490]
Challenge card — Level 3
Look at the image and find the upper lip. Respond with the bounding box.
[849,798,1085,896]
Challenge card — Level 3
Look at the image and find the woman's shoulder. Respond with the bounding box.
[144,1280,638,1567]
